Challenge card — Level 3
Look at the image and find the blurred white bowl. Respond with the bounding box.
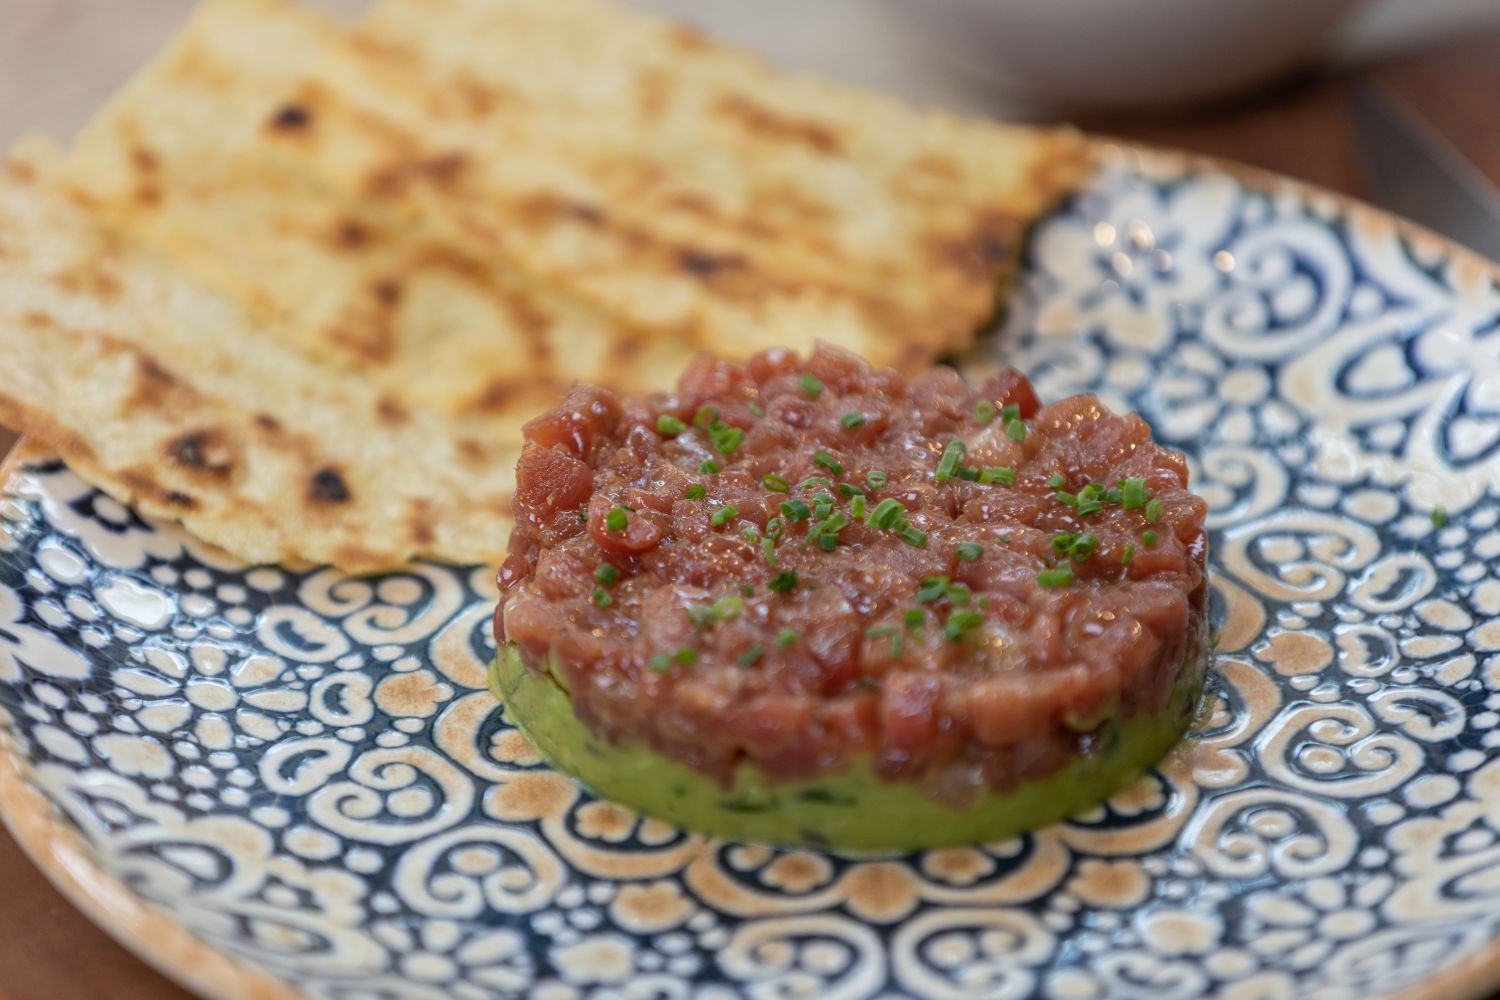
[880,0,1369,110]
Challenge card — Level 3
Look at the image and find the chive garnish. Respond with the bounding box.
[685,483,706,500]
[743,525,760,545]
[957,466,980,481]
[866,470,888,489]
[946,582,972,605]
[1069,533,1098,560]
[1122,478,1150,510]
[781,499,811,522]
[1037,564,1074,588]
[768,570,799,593]
[605,507,629,532]
[777,628,799,648]
[866,625,903,656]
[1142,530,1159,547]
[897,525,928,547]
[837,482,866,497]
[956,542,984,561]
[1005,419,1027,443]
[1055,490,1079,508]
[935,441,967,483]
[1105,488,1122,504]
[748,401,765,418]
[1432,507,1449,528]
[737,646,764,667]
[594,564,620,586]
[904,608,925,629]
[975,399,997,424]
[943,609,984,640]
[700,459,720,475]
[649,653,672,672]
[979,466,1015,485]
[712,425,745,455]
[714,596,743,619]
[592,587,612,608]
[1047,473,1067,489]
[840,411,867,429]
[851,494,866,519]
[867,498,905,529]
[710,505,738,527]
[1122,543,1135,566]
[1078,498,1103,517]
[798,476,834,491]
[1079,483,1105,502]
[693,406,718,429]
[657,414,686,436]
[1051,532,1076,557]
[762,538,778,568]
[675,648,698,665]
[917,577,949,603]
[1001,404,1021,422]
[1145,498,1164,523]
[764,516,783,538]
[687,604,718,628]
[800,373,824,397]
[814,451,844,475]
[763,474,790,493]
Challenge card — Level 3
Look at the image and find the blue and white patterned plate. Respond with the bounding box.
[4,142,1500,1000]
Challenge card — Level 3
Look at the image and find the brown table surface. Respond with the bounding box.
[3,12,1500,1000]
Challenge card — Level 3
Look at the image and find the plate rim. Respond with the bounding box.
[2,139,1500,1000]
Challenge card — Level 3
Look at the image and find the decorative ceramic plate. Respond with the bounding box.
[4,143,1500,1000]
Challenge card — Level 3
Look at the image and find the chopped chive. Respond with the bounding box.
[700,459,720,475]
[979,466,1016,486]
[865,625,903,656]
[649,653,672,672]
[710,505,738,527]
[1005,418,1027,443]
[1055,490,1079,508]
[904,608,925,629]
[712,426,745,455]
[748,401,765,418]
[1078,499,1103,517]
[897,525,928,547]
[714,596,744,619]
[1104,488,1122,505]
[1121,478,1150,510]
[867,498,905,529]
[837,482,866,497]
[840,411,867,429]
[975,399,997,424]
[946,582,972,605]
[594,564,620,586]
[592,587,612,608]
[848,494,865,519]
[917,577,949,603]
[1069,533,1098,560]
[1037,564,1074,589]
[1142,530,1159,547]
[765,516,783,539]
[762,474,790,493]
[1001,404,1021,422]
[675,648,698,665]
[1432,507,1449,528]
[1079,483,1106,502]
[1047,473,1068,489]
[684,483,706,500]
[800,373,824,397]
[865,470,888,489]
[777,628,799,648]
[977,595,989,609]
[798,476,834,492]
[935,440,967,483]
[943,609,984,641]
[762,537,778,568]
[956,542,984,561]
[807,512,849,546]
[687,604,718,628]
[657,414,687,436]
[818,534,838,551]
[743,525,760,546]
[1051,532,1076,557]
[605,507,629,532]
[740,582,755,597]
[1122,543,1135,566]
[737,646,765,667]
[693,406,718,429]
[781,499,811,522]
[1145,498,1164,523]
[814,451,844,475]
[768,570,799,593]
[956,466,980,481]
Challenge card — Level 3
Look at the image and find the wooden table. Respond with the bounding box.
[2,5,1500,997]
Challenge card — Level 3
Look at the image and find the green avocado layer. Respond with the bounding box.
[490,644,1207,851]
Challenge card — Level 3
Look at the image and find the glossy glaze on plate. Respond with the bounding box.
[1,144,1499,999]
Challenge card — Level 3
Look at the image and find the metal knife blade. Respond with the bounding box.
[1351,83,1500,262]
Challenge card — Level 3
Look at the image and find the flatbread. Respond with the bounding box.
[0,142,517,572]
[57,0,652,418]
[266,0,1088,370]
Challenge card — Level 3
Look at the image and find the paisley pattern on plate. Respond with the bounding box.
[3,144,1500,1000]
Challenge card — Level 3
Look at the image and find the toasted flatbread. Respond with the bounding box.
[265,0,1088,370]
[0,142,517,571]
[58,0,657,418]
